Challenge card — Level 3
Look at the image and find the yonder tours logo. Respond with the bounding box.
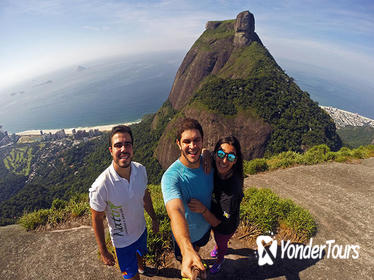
[256,235,360,266]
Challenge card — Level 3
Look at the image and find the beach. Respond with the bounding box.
[16,120,141,136]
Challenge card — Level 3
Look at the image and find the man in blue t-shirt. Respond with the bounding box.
[161,118,213,280]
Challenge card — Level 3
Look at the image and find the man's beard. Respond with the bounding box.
[116,153,132,168]
[181,149,200,165]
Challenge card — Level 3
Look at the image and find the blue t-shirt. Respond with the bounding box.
[161,158,214,242]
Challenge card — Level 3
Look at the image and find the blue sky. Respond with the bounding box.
[1,0,374,91]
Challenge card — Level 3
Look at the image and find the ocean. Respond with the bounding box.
[0,51,184,133]
[278,58,374,120]
[1,51,373,134]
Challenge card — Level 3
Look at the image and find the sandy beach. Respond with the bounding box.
[16,120,141,136]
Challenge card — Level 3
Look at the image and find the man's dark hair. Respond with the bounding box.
[109,125,133,147]
[176,118,204,141]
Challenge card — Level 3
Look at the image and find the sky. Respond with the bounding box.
[1,0,374,91]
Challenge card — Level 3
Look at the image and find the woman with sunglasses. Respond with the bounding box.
[188,136,244,274]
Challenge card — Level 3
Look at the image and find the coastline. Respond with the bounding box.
[16,120,141,136]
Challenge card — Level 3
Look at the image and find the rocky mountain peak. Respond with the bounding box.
[168,11,262,111]
[153,11,341,169]
[234,11,256,47]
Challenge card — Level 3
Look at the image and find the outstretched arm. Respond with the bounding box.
[90,208,115,266]
[165,198,206,279]
[143,188,159,233]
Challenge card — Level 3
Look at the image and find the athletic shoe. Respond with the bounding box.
[210,246,218,258]
[209,259,225,274]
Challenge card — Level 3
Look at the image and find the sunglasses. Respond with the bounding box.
[216,149,237,162]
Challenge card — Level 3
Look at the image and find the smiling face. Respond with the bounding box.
[215,143,237,178]
[109,132,133,171]
[176,129,203,168]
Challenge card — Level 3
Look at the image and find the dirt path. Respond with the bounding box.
[1,158,373,279]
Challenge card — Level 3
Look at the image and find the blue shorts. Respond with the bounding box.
[115,228,147,279]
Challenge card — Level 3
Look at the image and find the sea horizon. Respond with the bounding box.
[0,51,184,134]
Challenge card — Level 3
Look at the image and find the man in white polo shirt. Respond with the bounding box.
[89,125,159,280]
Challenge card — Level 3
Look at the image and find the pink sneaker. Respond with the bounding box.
[210,246,218,258]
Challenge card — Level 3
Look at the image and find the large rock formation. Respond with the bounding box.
[168,11,262,111]
[153,11,341,169]
[233,11,261,47]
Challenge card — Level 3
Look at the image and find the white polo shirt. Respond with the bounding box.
[89,161,147,248]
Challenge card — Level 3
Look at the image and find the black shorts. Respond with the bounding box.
[173,228,211,260]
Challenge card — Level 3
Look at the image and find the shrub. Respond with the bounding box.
[279,198,316,239]
[325,152,336,161]
[241,188,282,233]
[267,151,303,169]
[337,147,352,157]
[244,144,374,175]
[240,187,316,240]
[66,193,90,217]
[302,144,330,165]
[244,158,268,174]
[67,201,90,217]
[351,146,369,159]
[19,209,51,230]
[47,210,67,226]
[51,198,68,210]
[18,194,90,229]
[144,185,172,266]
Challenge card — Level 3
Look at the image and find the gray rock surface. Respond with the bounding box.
[233,11,257,48]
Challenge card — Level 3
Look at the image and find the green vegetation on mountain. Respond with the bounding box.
[0,161,26,205]
[337,126,374,148]
[0,138,110,225]
[193,20,235,51]
[219,42,281,79]
[192,74,340,154]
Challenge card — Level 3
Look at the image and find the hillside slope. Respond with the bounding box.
[1,158,372,280]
